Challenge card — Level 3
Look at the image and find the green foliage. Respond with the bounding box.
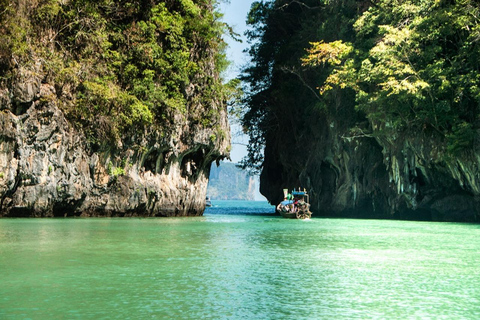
[107,161,126,177]
[300,0,480,153]
[240,0,358,172]
[0,0,230,149]
[447,122,475,155]
[0,3,31,69]
[112,167,126,177]
[35,0,61,22]
[225,78,244,120]
[302,41,354,67]
[242,0,480,172]
[209,134,217,143]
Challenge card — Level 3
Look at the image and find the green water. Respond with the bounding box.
[1,201,480,319]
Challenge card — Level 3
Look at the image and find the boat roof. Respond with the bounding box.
[292,191,307,196]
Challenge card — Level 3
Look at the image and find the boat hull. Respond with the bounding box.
[279,210,297,219]
[276,202,312,219]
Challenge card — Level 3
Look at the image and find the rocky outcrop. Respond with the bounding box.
[260,97,480,222]
[0,61,230,217]
[237,0,480,222]
[207,162,256,200]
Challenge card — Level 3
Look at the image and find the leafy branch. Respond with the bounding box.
[280,66,322,102]
[277,1,323,11]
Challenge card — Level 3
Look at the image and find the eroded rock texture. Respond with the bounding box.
[0,62,229,217]
[260,100,480,222]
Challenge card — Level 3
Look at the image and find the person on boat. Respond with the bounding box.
[293,199,299,212]
[288,203,294,213]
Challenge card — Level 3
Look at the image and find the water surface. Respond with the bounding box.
[1,201,479,319]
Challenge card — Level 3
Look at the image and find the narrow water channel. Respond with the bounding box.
[1,201,479,319]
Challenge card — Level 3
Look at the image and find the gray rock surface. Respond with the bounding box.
[0,63,230,217]
[260,103,480,222]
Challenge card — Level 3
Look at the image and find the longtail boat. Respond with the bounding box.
[276,189,312,219]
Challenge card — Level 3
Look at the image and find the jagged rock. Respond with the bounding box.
[0,72,229,218]
[12,63,42,105]
[0,1,231,217]
[260,103,480,222]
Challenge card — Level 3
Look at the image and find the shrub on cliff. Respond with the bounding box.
[302,0,480,154]
[240,0,480,172]
[0,0,230,149]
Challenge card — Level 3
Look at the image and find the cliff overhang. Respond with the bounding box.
[0,1,230,217]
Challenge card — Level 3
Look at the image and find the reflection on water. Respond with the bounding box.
[1,201,480,319]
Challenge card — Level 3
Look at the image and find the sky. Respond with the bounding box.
[219,0,257,163]
[218,0,266,201]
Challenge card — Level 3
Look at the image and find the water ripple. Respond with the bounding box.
[1,203,480,319]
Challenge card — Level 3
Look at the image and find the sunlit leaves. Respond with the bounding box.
[0,0,229,147]
[320,59,357,95]
[178,0,201,16]
[295,0,480,154]
[240,0,480,173]
[360,23,431,105]
[301,41,353,67]
[301,40,356,95]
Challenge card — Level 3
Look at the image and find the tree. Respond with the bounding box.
[240,0,359,172]
[0,0,230,149]
[302,0,480,153]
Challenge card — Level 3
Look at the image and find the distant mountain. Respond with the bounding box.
[207,162,255,200]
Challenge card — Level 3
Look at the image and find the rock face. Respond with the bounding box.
[0,64,229,218]
[207,162,256,200]
[260,100,480,222]
[238,0,480,222]
[0,1,231,217]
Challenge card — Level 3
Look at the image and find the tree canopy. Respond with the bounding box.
[241,0,480,171]
[0,0,230,148]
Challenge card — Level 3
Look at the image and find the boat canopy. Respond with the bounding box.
[292,191,307,196]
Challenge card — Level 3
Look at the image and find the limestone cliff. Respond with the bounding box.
[207,162,255,200]
[0,1,230,217]
[260,99,480,222]
[242,0,480,222]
